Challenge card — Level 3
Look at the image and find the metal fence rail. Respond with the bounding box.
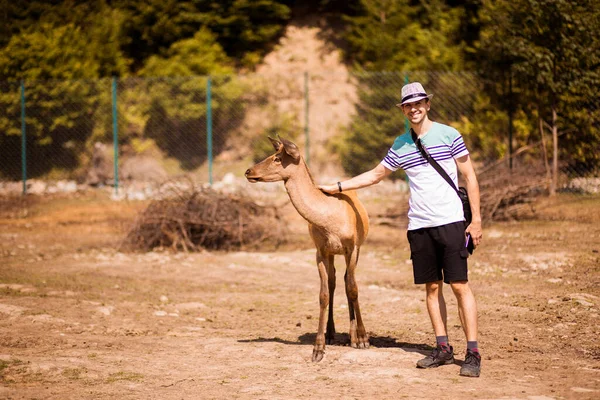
[0,72,598,196]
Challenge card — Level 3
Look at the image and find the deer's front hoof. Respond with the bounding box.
[351,335,370,349]
[312,349,325,362]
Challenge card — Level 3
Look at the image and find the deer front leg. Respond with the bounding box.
[326,254,336,345]
[313,251,329,362]
[345,246,369,349]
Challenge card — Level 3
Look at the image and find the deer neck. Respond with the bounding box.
[284,160,334,227]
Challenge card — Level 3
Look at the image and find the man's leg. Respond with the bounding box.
[425,280,448,337]
[449,281,477,341]
[416,280,455,368]
[450,280,481,377]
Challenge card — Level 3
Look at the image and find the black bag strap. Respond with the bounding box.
[411,129,461,196]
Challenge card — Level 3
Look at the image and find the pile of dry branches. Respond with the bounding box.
[479,165,550,221]
[120,183,288,252]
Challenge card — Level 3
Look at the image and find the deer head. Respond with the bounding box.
[245,137,301,183]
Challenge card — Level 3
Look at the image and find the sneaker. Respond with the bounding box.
[416,345,455,368]
[460,349,481,377]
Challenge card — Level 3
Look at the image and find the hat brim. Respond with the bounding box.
[395,94,433,108]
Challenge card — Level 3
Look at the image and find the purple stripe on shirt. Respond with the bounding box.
[402,159,429,170]
[451,144,468,156]
[388,148,421,161]
[383,156,401,168]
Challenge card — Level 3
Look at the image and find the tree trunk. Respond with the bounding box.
[539,115,552,190]
[551,105,558,196]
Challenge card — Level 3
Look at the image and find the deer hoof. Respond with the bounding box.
[312,349,325,362]
[351,338,370,349]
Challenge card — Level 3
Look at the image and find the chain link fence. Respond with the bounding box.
[1,72,598,197]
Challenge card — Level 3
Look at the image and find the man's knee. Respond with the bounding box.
[449,281,471,297]
[425,280,443,294]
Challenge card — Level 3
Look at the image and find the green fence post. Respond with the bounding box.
[112,77,119,196]
[404,73,410,134]
[20,81,26,195]
[304,71,310,166]
[206,76,213,185]
[404,74,410,185]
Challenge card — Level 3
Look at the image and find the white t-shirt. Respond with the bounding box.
[380,122,469,230]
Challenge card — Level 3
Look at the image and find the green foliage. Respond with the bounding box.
[251,113,298,163]
[342,0,465,71]
[132,32,243,170]
[0,78,112,179]
[0,1,113,49]
[451,94,509,162]
[0,19,115,178]
[0,0,598,181]
[0,2,262,178]
[196,0,291,67]
[116,75,243,171]
[0,81,22,179]
[140,29,233,77]
[0,24,98,81]
[114,0,211,70]
[0,0,53,49]
[0,5,127,179]
[477,0,600,170]
[0,2,130,80]
[115,0,290,70]
[0,0,290,77]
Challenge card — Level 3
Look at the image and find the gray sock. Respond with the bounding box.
[467,341,479,353]
[436,336,449,347]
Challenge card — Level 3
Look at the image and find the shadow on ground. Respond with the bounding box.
[238,333,433,356]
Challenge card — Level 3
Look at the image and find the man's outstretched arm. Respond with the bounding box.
[319,163,393,194]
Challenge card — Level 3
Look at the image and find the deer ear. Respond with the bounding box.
[268,136,282,152]
[280,138,301,160]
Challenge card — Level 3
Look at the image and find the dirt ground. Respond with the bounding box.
[1,189,599,400]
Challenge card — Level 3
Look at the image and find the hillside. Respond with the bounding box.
[229,18,358,179]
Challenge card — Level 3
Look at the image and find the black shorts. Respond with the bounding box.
[407,221,469,284]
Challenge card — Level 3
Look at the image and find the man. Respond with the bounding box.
[319,82,483,377]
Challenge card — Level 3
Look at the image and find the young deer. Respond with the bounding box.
[245,137,370,362]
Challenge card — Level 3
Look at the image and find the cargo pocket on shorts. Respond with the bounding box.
[407,229,423,260]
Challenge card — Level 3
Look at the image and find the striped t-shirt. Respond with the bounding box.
[380,122,469,230]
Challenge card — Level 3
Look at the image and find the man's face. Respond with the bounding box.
[401,99,430,124]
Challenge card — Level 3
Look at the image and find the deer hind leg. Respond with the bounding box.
[344,246,369,349]
[312,250,330,362]
[326,254,336,345]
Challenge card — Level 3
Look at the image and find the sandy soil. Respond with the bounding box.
[1,190,599,400]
